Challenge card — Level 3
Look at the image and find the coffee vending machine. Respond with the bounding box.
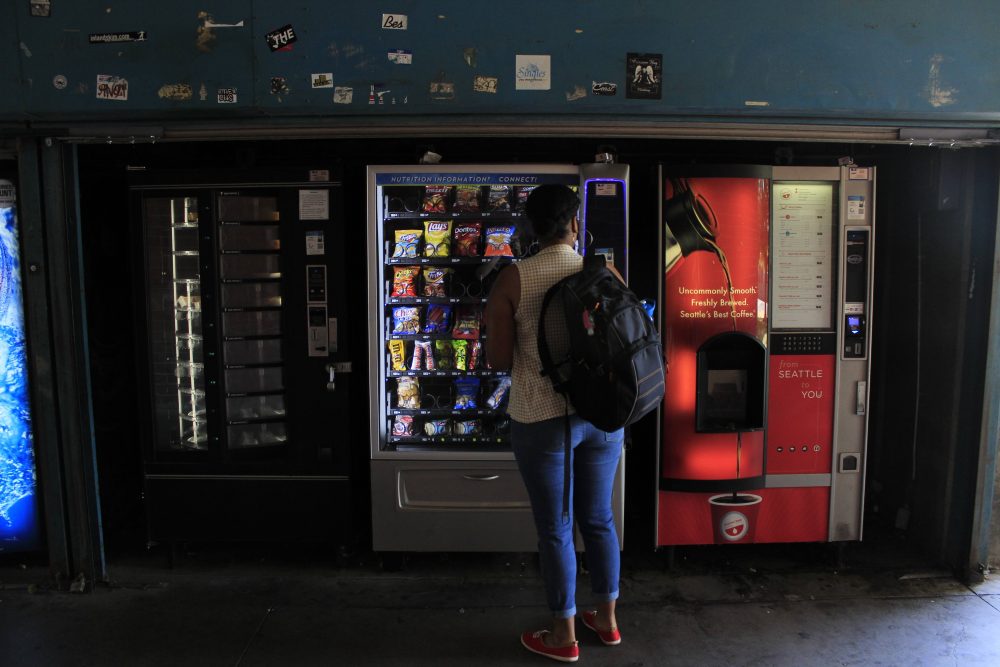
[656,165,875,545]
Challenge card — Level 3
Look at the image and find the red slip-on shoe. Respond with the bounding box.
[580,611,622,645]
[520,630,579,663]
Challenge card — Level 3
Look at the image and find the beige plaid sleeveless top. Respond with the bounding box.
[508,244,583,423]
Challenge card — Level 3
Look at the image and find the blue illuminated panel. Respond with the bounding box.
[0,180,39,552]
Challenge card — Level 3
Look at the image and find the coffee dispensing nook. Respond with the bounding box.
[656,166,875,546]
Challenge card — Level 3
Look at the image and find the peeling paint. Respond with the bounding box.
[196,12,217,53]
[565,85,586,102]
[926,54,957,107]
[19,42,32,58]
[158,84,193,101]
[464,48,478,68]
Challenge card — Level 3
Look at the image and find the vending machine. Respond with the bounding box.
[656,165,875,545]
[0,179,41,552]
[367,162,629,552]
[132,169,355,545]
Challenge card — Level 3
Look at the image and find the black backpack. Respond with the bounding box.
[537,255,665,432]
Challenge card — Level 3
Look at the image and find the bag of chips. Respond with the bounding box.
[424,419,449,436]
[454,377,480,409]
[455,419,481,435]
[454,185,481,213]
[422,185,450,213]
[487,377,512,409]
[452,340,468,371]
[484,225,515,257]
[392,229,423,258]
[396,377,420,409]
[452,306,481,340]
[423,304,452,334]
[453,222,482,257]
[388,340,407,371]
[434,340,455,370]
[423,220,452,257]
[422,267,450,297]
[515,186,536,213]
[391,266,419,297]
[392,306,421,334]
[488,185,511,212]
[411,340,435,371]
[468,340,482,371]
[392,415,415,436]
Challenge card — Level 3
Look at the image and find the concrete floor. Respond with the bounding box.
[2,534,1000,666]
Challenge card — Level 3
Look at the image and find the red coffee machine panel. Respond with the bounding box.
[766,352,835,475]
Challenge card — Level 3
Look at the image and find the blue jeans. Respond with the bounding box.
[511,415,624,618]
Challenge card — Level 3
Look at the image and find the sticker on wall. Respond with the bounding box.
[463,48,477,68]
[626,52,662,99]
[309,170,330,182]
[157,84,192,101]
[847,195,866,220]
[299,190,329,221]
[96,75,128,101]
[382,14,408,30]
[199,83,208,101]
[29,0,50,17]
[592,81,617,96]
[388,49,412,64]
[52,75,67,90]
[333,86,353,104]
[565,85,586,102]
[265,24,297,52]
[369,85,391,105]
[89,31,147,44]
[305,230,325,256]
[473,76,498,94]
[515,54,551,91]
[270,77,289,96]
[217,87,237,103]
[429,81,455,100]
[311,73,333,88]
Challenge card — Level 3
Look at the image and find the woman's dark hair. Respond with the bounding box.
[524,184,580,242]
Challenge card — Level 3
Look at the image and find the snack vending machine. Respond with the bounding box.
[132,170,354,545]
[0,179,41,552]
[656,165,875,545]
[367,163,629,552]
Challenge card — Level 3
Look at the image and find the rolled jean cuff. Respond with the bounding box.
[553,605,577,619]
[591,590,619,603]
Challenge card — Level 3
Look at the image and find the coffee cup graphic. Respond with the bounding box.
[708,493,763,544]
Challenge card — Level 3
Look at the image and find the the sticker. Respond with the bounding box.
[265,24,297,52]
[204,19,244,28]
[299,189,329,220]
[309,170,330,182]
[847,195,866,220]
[29,0,50,17]
[305,230,325,255]
[52,75,67,90]
[369,85,391,104]
[848,167,870,180]
[157,84,192,101]
[463,47,477,68]
[199,84,208,101]
[595,183,617,196]
[311,73,333,88]
[473,76,498,94]
[333,86,353,104]
[592,81,617,96]
[388,49,412,64]
[270,77,289,95]
[89,31,147,44]
[429,81,455,100]
[565,85,586,102]
[626,53,662,99]
[382,14,407,30]
[744,100,770,107]
[515,54,551,91]
[217,87,237,103]
[96,75,128,101]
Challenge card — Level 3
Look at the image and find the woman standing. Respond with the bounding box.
[485,184,624,663]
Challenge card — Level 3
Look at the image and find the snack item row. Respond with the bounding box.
[392,376,511,411]
[391,305,482,338]
[391,222,515,258]
[391,415,510,438]
[410,184,532,214]
[388,338,483,371]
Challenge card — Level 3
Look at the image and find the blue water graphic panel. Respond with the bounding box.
[0,181,39,552]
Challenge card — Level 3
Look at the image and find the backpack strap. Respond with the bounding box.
[537,276,571,389]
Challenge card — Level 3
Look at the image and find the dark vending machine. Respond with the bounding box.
[133,171,353,545]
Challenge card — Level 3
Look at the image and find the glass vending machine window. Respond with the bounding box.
[144,196,208,451]
[218,194,287,451]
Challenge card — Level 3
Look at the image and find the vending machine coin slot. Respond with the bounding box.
[307,305,329,357]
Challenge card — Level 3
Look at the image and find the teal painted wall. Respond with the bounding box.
[4,1,1000,125]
